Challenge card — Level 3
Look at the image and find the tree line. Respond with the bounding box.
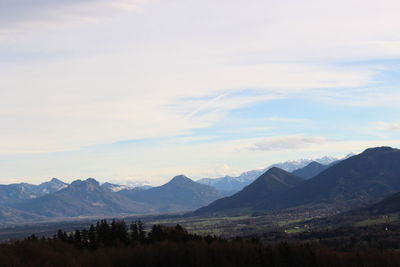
[1,219,400,267]
[36,219,215,249]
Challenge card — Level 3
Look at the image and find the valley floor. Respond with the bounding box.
[2,214,400,267]
[2,206,396,243]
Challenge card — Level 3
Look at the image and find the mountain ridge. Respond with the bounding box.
[0,178,68,205]
[119,175,223,212]
[292,161,330,180]
[197,156,339,193]
[11,178,153,218]
[194,167,304,215]
[258,146,400,211]
[194,146,400,216]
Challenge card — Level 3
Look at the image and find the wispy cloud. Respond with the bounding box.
[0,0,400,182]
[181,91,283,120]
[260,117,313,125]
[0,0,147,27]
[313,87,400,108]
[249,135,331,151]
[373,121,400,131]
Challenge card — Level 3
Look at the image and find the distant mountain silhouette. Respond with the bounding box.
[196,176,248,195]
[12,178,153,218]
[197,157,338,193]
[0,183,38,205]
[260,146,400,211]
[0,178,68,205]
[1,176,221,223]
[101,182,134,192]
[120,175,223,212]
[194,168,304,215]
[195,147,400,215]
[197,171,263,194]
[291,161,330,179]
[32,178,68,196]
[0,147,398,224]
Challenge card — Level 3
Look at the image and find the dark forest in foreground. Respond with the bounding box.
[2,220,400,267]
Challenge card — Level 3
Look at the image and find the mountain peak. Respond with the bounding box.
[70,178,100,188]
[194,166,303,215]
[85,178,100,184]
[270,145,400,211]
[263,167,291,177]
[257,167,303,185]
[267,166,285,172]
[119,174,222,211]
[363,146,397,154]
[169,175,192,185]
[101,182,132,192]
[49,178,65,184]
[291,161,328,180]
[308,161,324,167]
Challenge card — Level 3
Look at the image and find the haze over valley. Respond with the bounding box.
[1,1,400,266]
[0,147,399,228]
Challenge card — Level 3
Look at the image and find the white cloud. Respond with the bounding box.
[0,49,375,154]
[0,0,399,182]
[249,135,331,151]
[0,0,148,27]
[373,122,400,131]
[1,135,399,185]
[312,87,400,108]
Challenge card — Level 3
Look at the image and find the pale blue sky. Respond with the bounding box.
[0,0,399,185]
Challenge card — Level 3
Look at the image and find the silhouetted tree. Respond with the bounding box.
[74,230,82,248]
[130,221,139,242]
[137,220,145,241]
[88,224,97,248]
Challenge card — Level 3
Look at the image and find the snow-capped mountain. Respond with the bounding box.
[101,182,133,192]
[32,178,68,195]
[0,178,68,205]
[197,156,340,193]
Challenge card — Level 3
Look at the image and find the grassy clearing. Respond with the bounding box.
[145,208,335,237]
[285,227,306,234]
[276,218,313,226]
[354,215,398,227]
[147,215,253,236]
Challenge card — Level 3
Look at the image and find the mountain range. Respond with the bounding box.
[0,175,222,225]
[195,147,400,215]
[197,156,339,194]
[118,175,222,212]
[1,147,399,226]
[194,167,304,215]
[11,178,153,218]
[291,161,331,179]
[0,178,67,205]
[275,147,400,209]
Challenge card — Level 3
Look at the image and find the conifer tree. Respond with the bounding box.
[88,224,96,248]
[74,230,82,248]
[130,222,139,241]
[137,220,145,240]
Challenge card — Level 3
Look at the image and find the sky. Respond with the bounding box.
[0,0,400,185]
